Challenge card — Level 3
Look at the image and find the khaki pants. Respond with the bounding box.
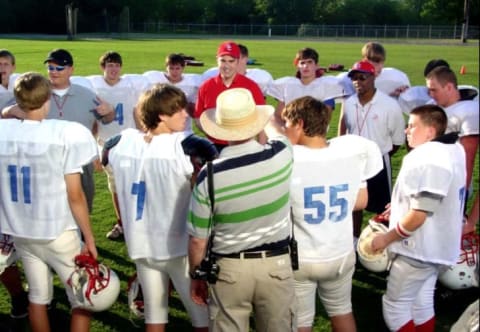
[209,253,296,332]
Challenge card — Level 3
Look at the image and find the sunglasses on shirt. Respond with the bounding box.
[47,65,68,72]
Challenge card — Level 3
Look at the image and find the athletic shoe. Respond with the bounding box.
[106,223,123,240]
[10,291,28,319]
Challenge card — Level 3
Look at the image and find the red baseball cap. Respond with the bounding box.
[217,41,240,59]
[348,60,375,77]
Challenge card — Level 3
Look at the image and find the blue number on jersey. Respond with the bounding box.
[7,165,31,204]
[304,184,349,224]
[114,103,124,125]
[131,181,146,220]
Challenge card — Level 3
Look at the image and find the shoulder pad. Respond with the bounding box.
[182,134,218,169]
[101,134,122,166]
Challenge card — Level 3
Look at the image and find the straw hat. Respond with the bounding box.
[200,88,274,141]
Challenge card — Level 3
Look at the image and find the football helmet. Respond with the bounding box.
[0,234,17,275]
[357,215,392,272]
[68,254,120,312]
[127,273,145,319]
[438,232,479,290]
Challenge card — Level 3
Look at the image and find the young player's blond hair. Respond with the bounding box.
[361,42,386,63]
[14,72,51,111]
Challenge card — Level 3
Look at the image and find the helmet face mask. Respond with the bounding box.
[68,254,120,312]
[439,232,479,290]
[357,217,392,273]
[0,234,17,275]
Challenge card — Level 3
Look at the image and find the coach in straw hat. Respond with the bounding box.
[188,88,297,331]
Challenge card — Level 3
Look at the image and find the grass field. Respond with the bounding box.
[0,37,479,332]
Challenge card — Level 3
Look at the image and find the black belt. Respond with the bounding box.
[215,246,289,259]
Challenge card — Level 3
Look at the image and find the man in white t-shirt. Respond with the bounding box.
[339,60,405,243]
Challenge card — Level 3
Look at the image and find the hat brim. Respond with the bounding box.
[216,52,239,59]
[347,69,374,78]
[200,105,274,141]
[44,57,73,66]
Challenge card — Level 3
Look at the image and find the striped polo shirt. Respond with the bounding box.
[188,136,293,254]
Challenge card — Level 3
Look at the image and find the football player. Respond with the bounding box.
[0,72,98,331]
[372,105,466,332]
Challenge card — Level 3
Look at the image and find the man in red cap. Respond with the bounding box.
[194,41,265,151]
[338,60,405,244]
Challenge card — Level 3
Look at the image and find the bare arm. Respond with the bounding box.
[371,209,427,251]
[65,173,97,259]
[94,96,115,124]
[188,235,209,305]
[463,192,479,234]
[1,104,26,119]
[354,187,368,211]
[338,102,347,136]
[274,100,285,126]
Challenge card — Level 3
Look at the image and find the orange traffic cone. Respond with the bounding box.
[460,65,466,75]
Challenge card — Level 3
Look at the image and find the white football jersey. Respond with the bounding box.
[290,135,383,263]
[142,71,202,104]
[267,75,344,105]
[88,75,146,144]
[107,129,193,260]
[375,67,411,96]
[397,86,432,115]
[0,119,98,239]
[443,100,479,137]
[143,71,202,133]
[69,76,95,92]
[389,141,466,265]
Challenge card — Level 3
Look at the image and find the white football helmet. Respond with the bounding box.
[438,232,479,290]
[127,273,145,319]
[0,234,17,275]
[357,215,392,272]
[68,254,120,312]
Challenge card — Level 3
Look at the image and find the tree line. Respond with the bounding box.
[0,0,477,34]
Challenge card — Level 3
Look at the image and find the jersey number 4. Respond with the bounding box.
[7,165,31,204]
[114,103,124,125]
[304,184,349,224]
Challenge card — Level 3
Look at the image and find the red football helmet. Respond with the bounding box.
[68,254,120,312]
[438,232,479,290]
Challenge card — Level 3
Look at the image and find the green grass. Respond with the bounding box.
[0,37,478,331]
